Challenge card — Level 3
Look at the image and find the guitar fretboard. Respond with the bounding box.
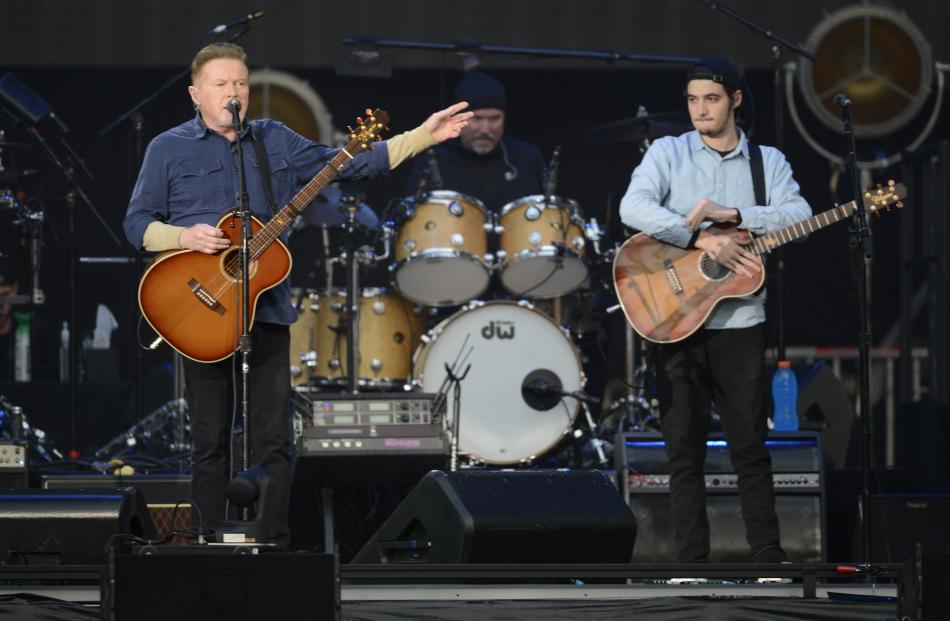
[750,200,857,256]
[247,148,355,260]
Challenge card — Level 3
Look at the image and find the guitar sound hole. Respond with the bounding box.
[699,255,731,282]
[219,248,259,282]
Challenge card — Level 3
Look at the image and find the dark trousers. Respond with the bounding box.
[659,324,781,562]
[182,322,291,540]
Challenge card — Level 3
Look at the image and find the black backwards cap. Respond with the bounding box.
[453,71,506,111]
[685,57,743,91]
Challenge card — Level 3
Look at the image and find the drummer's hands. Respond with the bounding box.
[180,223,230,254]
[683,197,740,232]
[424,102,473,143]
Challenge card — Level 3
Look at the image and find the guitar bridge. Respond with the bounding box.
[188,278,227,315]
[663,259,684,294]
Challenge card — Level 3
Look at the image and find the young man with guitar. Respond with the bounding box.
[618,57,812,563]
[123,42,472,545]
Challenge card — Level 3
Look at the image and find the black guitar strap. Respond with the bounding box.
[748,142,768,207]
[250,127,278,216]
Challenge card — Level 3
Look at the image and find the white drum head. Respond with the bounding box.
[501,254,588,298]
[414,301,584,464]
[393,255,490,307]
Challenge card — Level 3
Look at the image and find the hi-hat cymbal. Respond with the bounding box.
[583,110,691,145]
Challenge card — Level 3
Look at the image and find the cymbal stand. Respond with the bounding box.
[341,200,372,394]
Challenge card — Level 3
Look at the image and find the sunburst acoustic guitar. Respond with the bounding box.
[138,109,389,362]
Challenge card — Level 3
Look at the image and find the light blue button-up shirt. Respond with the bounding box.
[619,129,811,329]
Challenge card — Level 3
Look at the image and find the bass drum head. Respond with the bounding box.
[413,301,584,464]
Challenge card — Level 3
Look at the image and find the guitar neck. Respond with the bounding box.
[248,149,354,259]
[750,200,857,256]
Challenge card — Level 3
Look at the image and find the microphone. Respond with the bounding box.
[543,145,561,197]
[521,369,563,411]
[834,93,852,109]
[227,98,241,129]
[206,11,265,36]
[425,149,443,190]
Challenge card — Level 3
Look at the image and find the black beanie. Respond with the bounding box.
[453,71,506,111]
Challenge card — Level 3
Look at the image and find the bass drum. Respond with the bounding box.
[413,301,584,465]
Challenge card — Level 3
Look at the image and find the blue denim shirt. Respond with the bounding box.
[124,114,390,325]
[619,129,812,329]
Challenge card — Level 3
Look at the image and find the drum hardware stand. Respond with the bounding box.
[430,336,474,417]
[578,400,609,468]
[443,361,472,473]
[341,201,369,394]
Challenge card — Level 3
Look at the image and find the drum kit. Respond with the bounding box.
[289,180,609,467]
[290,110,695,467]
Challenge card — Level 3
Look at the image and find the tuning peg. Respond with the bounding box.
[356,116,364,125]
[365,108,373,116]
[346,125,354,134]
[897,201,904,209]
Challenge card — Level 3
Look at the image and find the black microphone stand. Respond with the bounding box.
[229,101,253,522]
[838,96,875,565]
[700,0,816,364]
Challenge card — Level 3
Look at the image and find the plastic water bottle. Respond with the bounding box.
[13,312,31,382]
[771,360,799,432]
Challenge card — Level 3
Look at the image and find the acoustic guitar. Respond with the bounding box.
[613,181,906,344]
[138,109,389,362]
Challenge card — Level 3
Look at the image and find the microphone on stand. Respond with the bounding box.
[207,11,265,36]
[834,93,852,109]
[227,98,242,130]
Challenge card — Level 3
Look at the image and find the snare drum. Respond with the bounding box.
[413,300,585,465]
[391,191,491,307]
[289,287,425,388]
[498,195,588,298]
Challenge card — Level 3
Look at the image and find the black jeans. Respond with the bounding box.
[658,324,781,562]
[183,322,291,540]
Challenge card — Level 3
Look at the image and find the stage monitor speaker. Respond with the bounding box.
[0,488,157,565]
[353,469,636,564]
[113,552,337,621]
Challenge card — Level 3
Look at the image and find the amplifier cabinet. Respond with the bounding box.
[615,431,826,562]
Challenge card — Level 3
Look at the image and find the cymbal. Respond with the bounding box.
[583,110,691,145]
[300,184,379,231]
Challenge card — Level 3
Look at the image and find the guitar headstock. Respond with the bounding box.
[863,179,907,216]
[345,108,390,153]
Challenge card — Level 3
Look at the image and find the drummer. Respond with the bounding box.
[404,71,545,211]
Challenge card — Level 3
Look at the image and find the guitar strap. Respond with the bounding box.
[249,127,278,216]
[748,142,768,207]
